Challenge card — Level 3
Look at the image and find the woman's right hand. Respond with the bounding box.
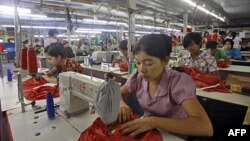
[118,105,132,123]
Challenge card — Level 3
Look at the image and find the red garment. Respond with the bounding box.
[203,81,230,93]
[78,117,163,141]
[217,61,229,68]
[182,67,230,93]
[182,67,220,88]
[119,62,128,72]
[22,77,59,100]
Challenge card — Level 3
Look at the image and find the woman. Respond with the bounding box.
[182,32,219,76]
[119,34,213,138]
[42,42,84,83]
[206,40,229,64]
[223,39,242,60]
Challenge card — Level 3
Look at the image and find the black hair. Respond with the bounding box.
[231,32,236,39]
[47,42,66,58]
[206,41,218,49]
[183,32,202,49]
[119,40,128,50]
[223,39,234,49]
[22,40,28,45]
[44,45,50,53]
[35,38,39,42]
[48,29,58,37]
[133,34,172,60]
[204,31,209,37]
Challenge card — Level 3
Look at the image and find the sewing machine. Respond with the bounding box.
[59,72,105,118]
[91,51,120,64]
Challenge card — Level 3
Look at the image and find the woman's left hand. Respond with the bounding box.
[121,117,155,137]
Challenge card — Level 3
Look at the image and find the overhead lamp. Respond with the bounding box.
[76,28,118,33]
[182,0,225,22]
[2,25,67,30]
[182,0,197,7]
[0,12,47,18]
[0,5,31,14]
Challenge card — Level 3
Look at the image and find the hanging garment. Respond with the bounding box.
[217,60,229,68]
[95,78,120,125]
[22,77,59,100]
[78,116,163,141]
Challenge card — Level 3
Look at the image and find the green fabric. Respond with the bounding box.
[214,48,226,60]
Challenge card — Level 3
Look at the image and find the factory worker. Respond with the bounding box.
[182,32,219,77]
[223,39,242,60]
[41,42,84,83]
[206,40,229,64]
[119,34,213,138]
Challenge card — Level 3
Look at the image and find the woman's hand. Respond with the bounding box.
[121,117,155,137]
[41,75,57,83]
[118,105,132,123]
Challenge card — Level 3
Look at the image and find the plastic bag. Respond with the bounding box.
[77,115,163,141]
[22,77,59,100]
[95,78,120,125]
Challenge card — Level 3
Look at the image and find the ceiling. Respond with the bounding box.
[0,0,249,33]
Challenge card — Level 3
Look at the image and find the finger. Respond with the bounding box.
[122,107,128,123]
[122,122,139,134]
[129,128,145,137]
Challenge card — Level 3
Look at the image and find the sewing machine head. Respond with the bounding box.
[91,51,120,64]
[59,72,105,118]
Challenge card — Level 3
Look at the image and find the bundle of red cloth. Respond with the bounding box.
[178,67,230,93]
[217,60,229,68]
[78,116,163,141]
[119,62,128,72]
[22,77,59,100]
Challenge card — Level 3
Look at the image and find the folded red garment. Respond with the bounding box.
[22,77,59,100]
[217,61,229,68]
[78,116,163,141]
[119,62,128,72]
[182,67,220,88]
[203,81,230,93]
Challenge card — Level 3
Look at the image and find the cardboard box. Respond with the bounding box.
[226,74,250,95]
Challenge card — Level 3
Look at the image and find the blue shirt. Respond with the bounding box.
[227,48,242,59]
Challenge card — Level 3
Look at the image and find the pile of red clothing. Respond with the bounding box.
[78,116,162,141]
[22,77,59,100]
[119,62,128,72]
[217,60,229,68]
[181,67,229,93]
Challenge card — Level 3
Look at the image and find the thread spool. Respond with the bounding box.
[20,47,28,69]
[46,92,55,120]
[0,43,3,53]
[7,69,12,81]
[27,47,38,73]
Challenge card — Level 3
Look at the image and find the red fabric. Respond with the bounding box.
[217,61,229,68]
[0,43,3,53]
[182,67,230,93]
[203,81,230,93]
[20,47,28,69]
[27,48,38,73]
[78,116,163,141]
[22,77,59,100]
[183,67,220,88]
[119,62,128,72]
[207,34,217,41]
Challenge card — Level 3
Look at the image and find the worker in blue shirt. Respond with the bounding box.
[223,39,242,60]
